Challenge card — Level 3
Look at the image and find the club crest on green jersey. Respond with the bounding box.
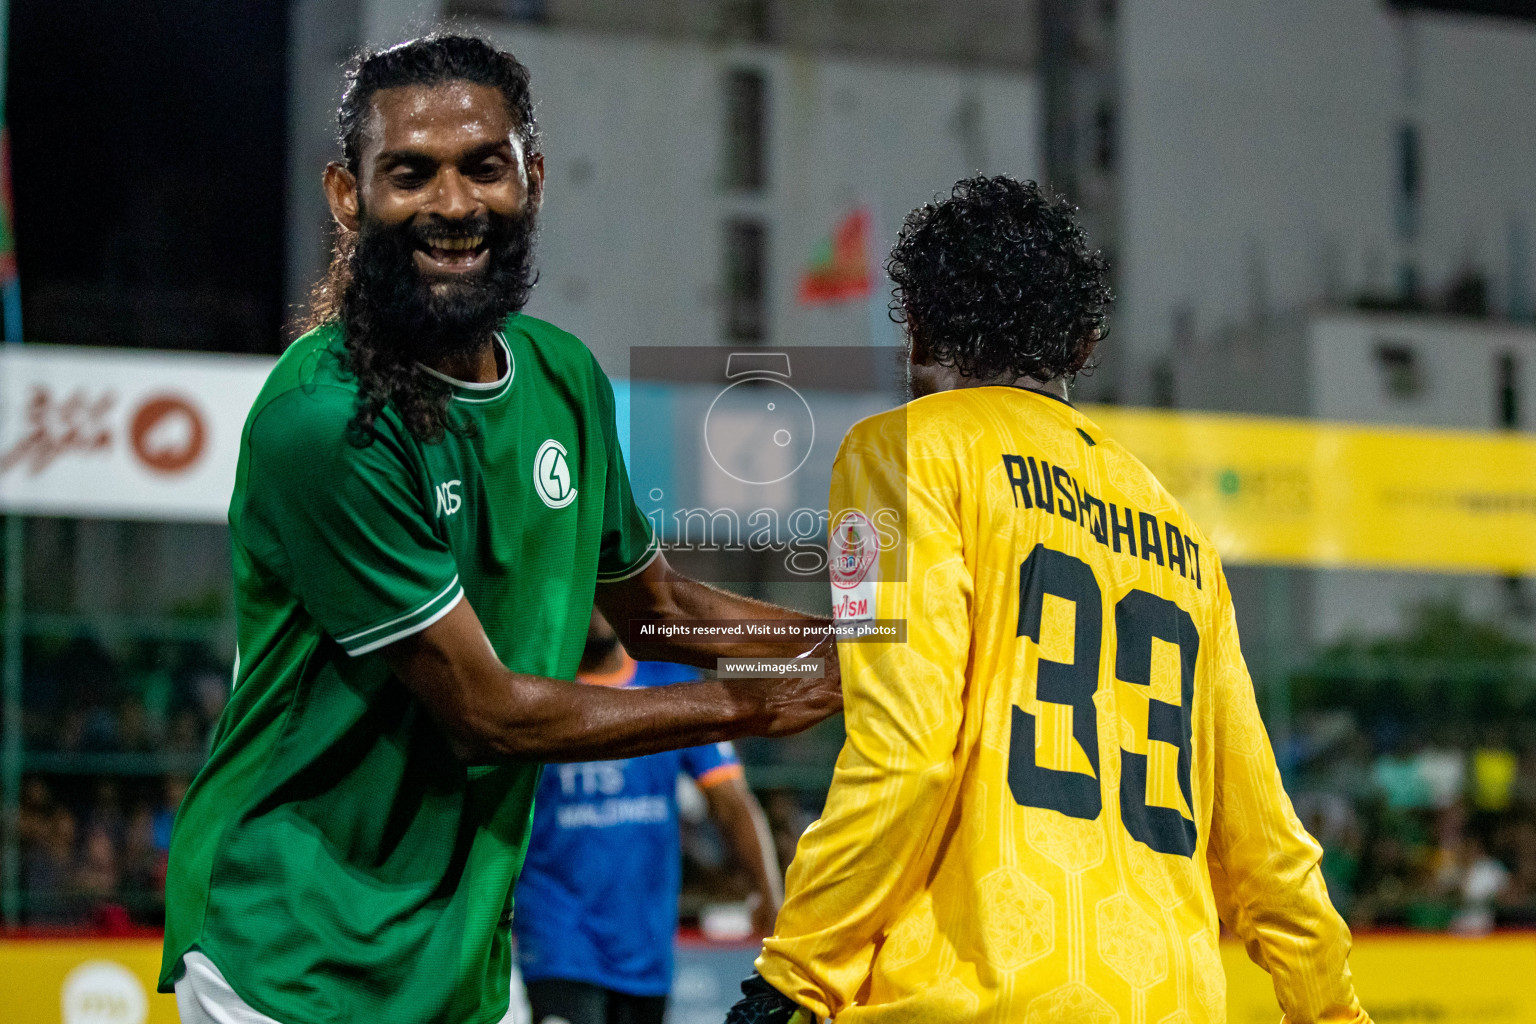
[534,438,577,509]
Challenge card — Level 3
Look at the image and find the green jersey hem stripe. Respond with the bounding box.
[346,588,465,656]
[595,536,662,583]
[336,575,461,645]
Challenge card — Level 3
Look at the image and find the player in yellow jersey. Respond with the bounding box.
[725,177,1369,1024]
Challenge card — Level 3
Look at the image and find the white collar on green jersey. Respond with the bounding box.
[417,331,515,402]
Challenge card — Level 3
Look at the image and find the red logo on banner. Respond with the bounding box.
[129,394,206,474]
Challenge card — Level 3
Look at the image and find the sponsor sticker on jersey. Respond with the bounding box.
[829,509,878,622]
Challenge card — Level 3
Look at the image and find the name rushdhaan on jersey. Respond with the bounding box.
[761,387,1368,1024]
[999,448,1205,591]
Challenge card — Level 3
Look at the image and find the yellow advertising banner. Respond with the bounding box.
[1084,406,1536,574]
[0,938,175,1023]
[1,934,1534,1022]
[1222,933,1536,1023]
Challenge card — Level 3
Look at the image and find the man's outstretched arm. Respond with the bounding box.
[382,593,840,764]
[702,771,784,937]
[598,553,831,666]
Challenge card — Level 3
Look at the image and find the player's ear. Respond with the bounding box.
[1072,325,1103,372]
[906,321,932,367]
[323,162,361,233]
[526,151,545,214]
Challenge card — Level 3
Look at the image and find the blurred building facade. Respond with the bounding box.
[290,1,1536,396]
[287,0,1048,376]
[1110,1,1536,408]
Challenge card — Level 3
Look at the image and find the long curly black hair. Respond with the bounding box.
[887,176,1112,384]
[303,35,541,446]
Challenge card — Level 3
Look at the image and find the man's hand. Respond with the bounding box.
[598,554,845,737]
[748,636,842,737]
[748,891,778,938]
[380,597,840,764]
[702,770,787,938]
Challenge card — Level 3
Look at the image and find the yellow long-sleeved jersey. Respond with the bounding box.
[757,387,1369,1024]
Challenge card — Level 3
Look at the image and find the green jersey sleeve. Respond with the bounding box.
[240,387,463,656]
[591,362,659,583]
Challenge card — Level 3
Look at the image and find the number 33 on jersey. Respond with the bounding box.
[761,387,1361,1024]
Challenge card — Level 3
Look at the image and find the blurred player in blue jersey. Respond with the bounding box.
[515,610,784,1024]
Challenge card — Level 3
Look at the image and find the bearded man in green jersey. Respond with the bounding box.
[159,35,841,1024]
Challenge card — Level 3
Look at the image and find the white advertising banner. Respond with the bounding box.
[0,345,275,521]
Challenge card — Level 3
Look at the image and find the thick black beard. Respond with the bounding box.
[337,206,537,445]
[345,206,537,364]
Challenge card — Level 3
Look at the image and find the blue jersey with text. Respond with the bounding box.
[514,661,741,995]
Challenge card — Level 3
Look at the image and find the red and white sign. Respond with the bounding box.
[0,345,274,521]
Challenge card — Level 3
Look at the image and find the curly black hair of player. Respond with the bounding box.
[887,176,1112,385]
[303,34,542,447]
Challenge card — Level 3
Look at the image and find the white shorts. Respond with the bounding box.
[174,951,288,1024]
[175,948,528,1023]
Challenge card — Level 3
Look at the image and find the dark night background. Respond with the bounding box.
[7,0,288,354]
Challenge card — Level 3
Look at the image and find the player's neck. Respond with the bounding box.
[949,372,1068,401]
[427,335,504,385]
[910,355,1068,402]
[998,376,1068,401]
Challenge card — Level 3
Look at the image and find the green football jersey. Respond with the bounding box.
[160,315,657,1024]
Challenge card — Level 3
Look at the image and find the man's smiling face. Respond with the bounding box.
[322,79,545,364]
[353,80,541,290]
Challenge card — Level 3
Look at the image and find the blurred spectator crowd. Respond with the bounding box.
[17,774,186,929]
[21,637,231,758]
[1289,713,1536,934]
[12,628,1536,938]
[10,636,228,928]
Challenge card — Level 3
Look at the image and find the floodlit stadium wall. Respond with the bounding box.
[4,934,1534,1024]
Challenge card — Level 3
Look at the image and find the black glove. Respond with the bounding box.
[723,973,816,1024]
